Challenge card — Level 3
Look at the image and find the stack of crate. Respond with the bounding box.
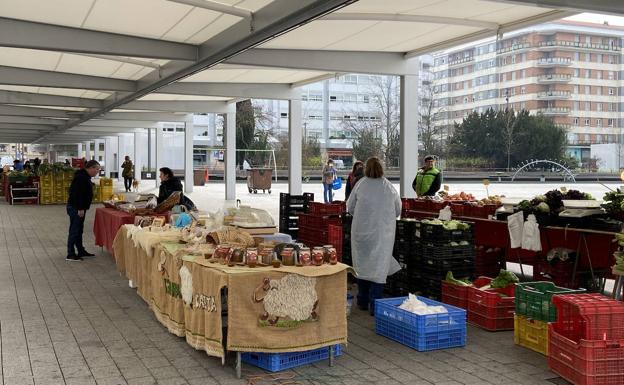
[53,171,66,204]
[39,173,55,205]
[341,213,352,266]
[549,294,624,384]
[386,219,421,297]
[278,193,314,239]
[99,178,113,201]
[297,201,345,249]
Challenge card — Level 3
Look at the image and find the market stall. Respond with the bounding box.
[94,207,136,254]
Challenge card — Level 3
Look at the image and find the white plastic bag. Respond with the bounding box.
[438,205,452,221]
[522,214,542,252]
[507,211,524,249]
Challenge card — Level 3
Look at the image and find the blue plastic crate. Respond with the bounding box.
[375,296,466,351]
[241,344,342,372]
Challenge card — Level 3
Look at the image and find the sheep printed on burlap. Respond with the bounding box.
[252,274,319,327]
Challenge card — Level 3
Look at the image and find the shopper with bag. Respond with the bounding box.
[321,159,337,203]
[345,161,364,201]
[347,157,401,315]
[121,155,134,193]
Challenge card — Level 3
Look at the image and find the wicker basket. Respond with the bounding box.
[154,191,181,213]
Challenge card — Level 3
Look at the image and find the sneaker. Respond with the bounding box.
[66,255,83,262]
[78,251,95,257]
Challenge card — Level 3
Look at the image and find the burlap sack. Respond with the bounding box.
[149,244,186,336]
[182,259,228,359]
[111,227,128,274]
[226,269,348,353]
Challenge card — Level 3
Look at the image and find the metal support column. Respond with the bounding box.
[134,132,142,184]
[155,123,164,188]
[76,143,81,158]
[85,141,91,161]
[117,136,124,183]
[184,114,194,194]
[400,60,420,198]
[104,137,113,178]
[289,94,303,195]
[224,106,236,201]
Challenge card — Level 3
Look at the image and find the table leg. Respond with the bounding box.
[236,351,241,379]
[329,345,335,367]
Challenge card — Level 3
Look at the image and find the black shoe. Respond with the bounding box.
[78,251,95,257]
[357,304,369,311]
[66,255,83,261]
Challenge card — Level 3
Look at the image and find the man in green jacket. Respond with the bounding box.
[412,155,442,197]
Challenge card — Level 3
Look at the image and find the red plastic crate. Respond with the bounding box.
[533,259,580,289]
[441,281,471,309]
[308,201,346,216]
[548,324,624,385]
[474,247,505,277]
[552,294,624,343]
[298,213,342,229]
[467,277,515,331]
[327,224,343,261]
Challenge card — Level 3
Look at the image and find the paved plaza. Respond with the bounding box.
[0,200,570,385]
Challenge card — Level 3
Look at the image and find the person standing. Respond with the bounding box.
[321,159,337,203]
[13,159,23,171]
[345,161,364,201]
[412,155,442,197]
[121,155,134,193]
[347,157,401,315]
[66,160,100,261]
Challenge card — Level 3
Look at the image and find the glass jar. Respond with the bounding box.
[312,247,325,266]
[299,247,311,266]
[325,245,338,265]
[281,247,295,266]
[260,247,274,265]
[246,248,258,268]
[214,244,231,262]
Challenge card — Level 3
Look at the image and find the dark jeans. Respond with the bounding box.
[67,205,86,256]
[357,279,384,315]
[323,183,333,203]
[123,176,132,192]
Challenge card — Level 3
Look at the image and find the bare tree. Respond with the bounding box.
[419,82,446,157]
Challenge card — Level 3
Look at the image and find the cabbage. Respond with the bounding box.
[536,202,550,213]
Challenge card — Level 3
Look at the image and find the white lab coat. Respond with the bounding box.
[347,177,402,284]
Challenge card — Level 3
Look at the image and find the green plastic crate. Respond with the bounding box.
[515,281,585,322]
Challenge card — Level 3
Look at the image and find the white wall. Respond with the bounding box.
[591,143,624,171]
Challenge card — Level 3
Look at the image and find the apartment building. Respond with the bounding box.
[432,20,624,164]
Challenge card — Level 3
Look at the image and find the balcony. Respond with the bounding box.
[448,56,474,67]
[497,42,531,54]
[537,74,571,83]
[537,57,572,66]
[555,123,571,130]
[537,91,571,100]
[536,107,570,116]
[538,40,621,52]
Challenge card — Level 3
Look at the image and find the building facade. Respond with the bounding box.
[432,20,624,165]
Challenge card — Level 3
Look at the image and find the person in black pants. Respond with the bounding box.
[66,160,100,261]
[121,155,134,192]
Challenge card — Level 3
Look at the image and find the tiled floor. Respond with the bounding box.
[0,201,567,385]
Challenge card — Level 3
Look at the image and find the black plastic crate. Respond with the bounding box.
[420,255,475,272]
[280,192,314,205]
[420,244,475,259]
[417,222,474,244]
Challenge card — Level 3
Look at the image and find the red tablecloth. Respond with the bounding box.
[94,207,135,254]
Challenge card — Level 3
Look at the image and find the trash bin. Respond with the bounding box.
[246,168,272,194]
[193,169,207,186]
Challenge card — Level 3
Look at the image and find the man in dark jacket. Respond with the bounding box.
[66,160,100,261]
[158,167,196,210]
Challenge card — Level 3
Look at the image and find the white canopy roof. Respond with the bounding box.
[0,0,609,143]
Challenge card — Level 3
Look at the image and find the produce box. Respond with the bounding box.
[308,201,346,216]
[417,220,474,245]
[241,345,341,372]
[514,314,548,355]
[515,281,585,322]
[100,177,113,186]
[467,276,515,331]
[552,294,624,343]
[474,246,505,278]
[441,280,471,309]
[548,324,624,385]
[298,213,342,228]
[375,296,466,351]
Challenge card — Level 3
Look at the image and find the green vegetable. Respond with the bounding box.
[536,202,550,213]
[445,271,471,286]
[490,269,519,288]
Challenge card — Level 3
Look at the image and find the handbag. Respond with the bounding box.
[332,177,342,190]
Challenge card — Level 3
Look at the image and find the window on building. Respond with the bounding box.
[585,69,591,78]
[585,102,591,111]
[511,55,516,64]
[597,87,602,96]
[489,43,495,52]
[585,36,591,44]
[521,69,526,79]
[358,75,369,84]
[597,119,602,127]
[597,71,603,80]
[608,71,616,80]
[574,85,579,94]
[301,93,308,101]
[281,113,288,118]
[343,75,357,84]
[329,95,337,102]
[463,96,468,103]
[608,119,614,126]
[511,72,516,80]
[609,55,616,64]
[521,87,526,94]
[609,88,615,95]
[574,52,580,61]
[586,53,591,62]
[609,103,615,112]
[573,101,580,110]
[585,118,590,126]
[309,93,322,101]
[585,85,591,95]
[573,117,579,125]
[597,54,603,63]
[598,103,603,112]
[521,53,526,62]
[574,68,580,77]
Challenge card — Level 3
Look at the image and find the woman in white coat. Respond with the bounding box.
[347,157,401,315]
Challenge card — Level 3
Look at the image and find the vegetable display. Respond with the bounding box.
[489,269,519,288]
[518,189,594,216]
[445,271,471,286]
[602,190,624,217]
[422,218,471,231]
[437,191,476,201]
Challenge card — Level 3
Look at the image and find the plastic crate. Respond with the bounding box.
[375,296,466,352]
[552,294,624,343]
[308,201,346,216]
[421,244,475,259]
[298,213,342,229]
[514,314,549,355]
[327,224,343,260]
[418,221,474,244]
[441,281,471,310]
[515,281,586,322]
[280,192,314,206]
[241,344,343,372]
[533,259,580,289]
[548,324,624,385]
[467,277,515,331]
[421,255,475,272]
[99,178,113,186]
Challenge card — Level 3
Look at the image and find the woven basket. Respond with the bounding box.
[154,191,181,214]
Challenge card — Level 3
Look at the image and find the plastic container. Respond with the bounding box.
[328,224,343,260]
[552,293,624,343]
[298,213,342,228]
[514,314,549,355]
[374,296,466,352]
[515,281,586,322]
[241,345,342,372]
[548,324,624,385]
[418,221,474,244]
[308,201,346,216]
[467,277,515,331]
[441,280,471,309]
